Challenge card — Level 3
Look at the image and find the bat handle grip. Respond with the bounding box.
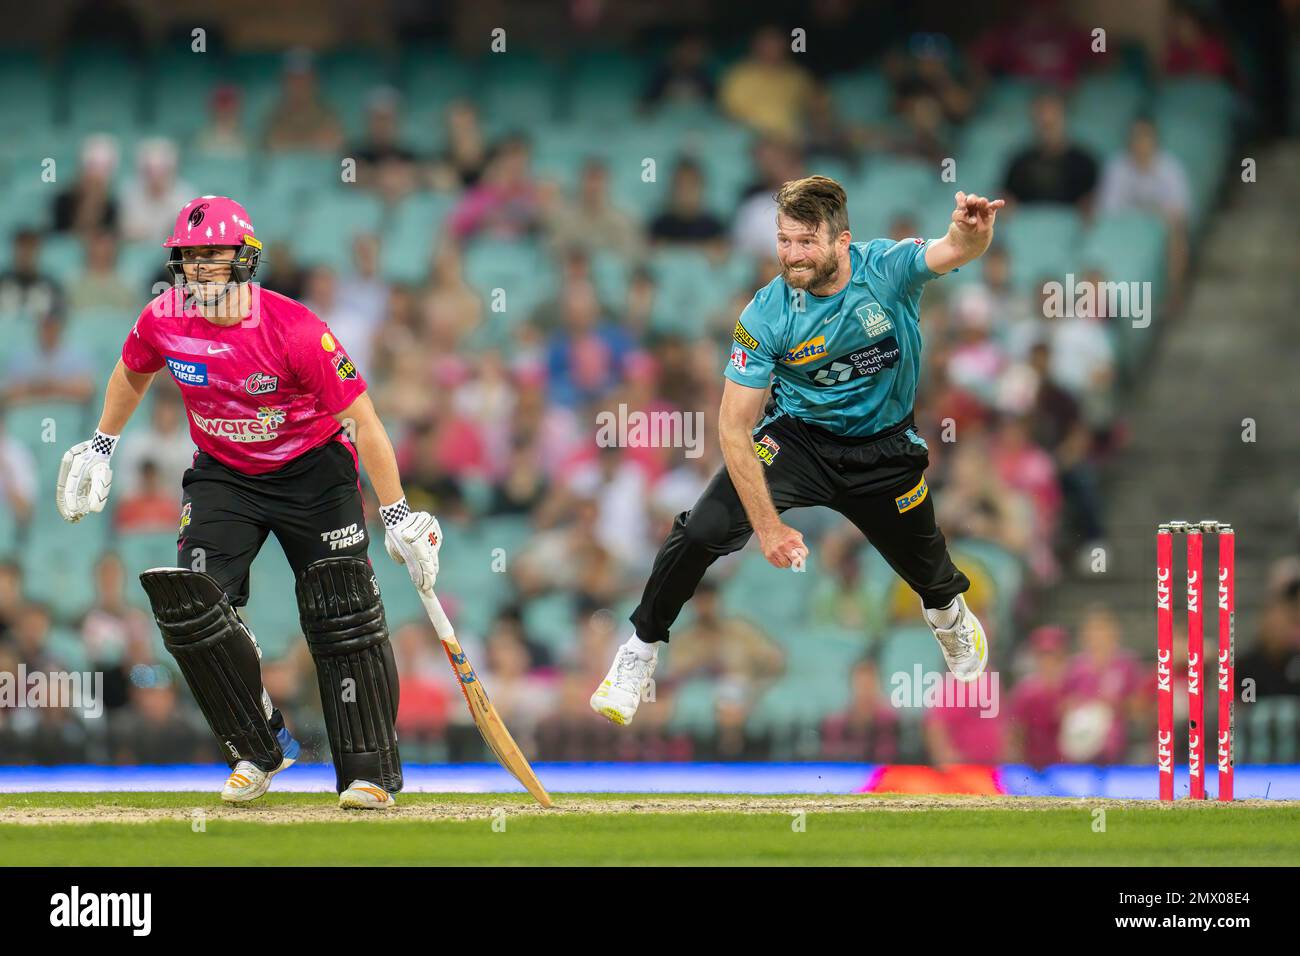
[417,587,455,643]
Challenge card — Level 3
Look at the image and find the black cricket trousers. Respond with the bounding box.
[629,413,970,644]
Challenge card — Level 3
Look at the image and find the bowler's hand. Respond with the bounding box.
[758,522,807,570]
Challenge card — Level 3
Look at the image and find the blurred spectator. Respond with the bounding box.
[732,138,805,259]
[1013,341,1106,553]
[1098,117,1191,296]
[1044,268,1116,430]
[108,681,215,764]
[193,85,250,158]
[336,235,391,353]
[394,412,473,519]
[120,138,192,243]
[1061,606,1144,764]
[544,279,634,408]
[991,415,1061,581]
[820,659,900,760]
[0,560,24,644]
[9,602,64,671]
[885,37,974,125]
[447,134,541,241]
[695,679,772,761]
[263,50,344,153]
[644,33,715,107]
[487,435,549,516]
[564,445,651,569]
[480,620,555,734]
[945,287,1006,408]
[1003,92,1098,211]
[52,134,119,235]
[923,686,1006,764]
[649,159,726,250]
[1,310,96,406]
[719,26,816,140]
[0,229,64,316]
[1007,625,1071,768]
[79,552,154,712]
[69,230,136,311]
[934,435,1033,565]
[971,1,1090,87]
[0,413,38,531]
[303,265,377,376]
[665,580,785,691]
[348,86,421,201]
[114,389,193,497]
[1164,3,1237,82]
[803,85,862,162]
[536,669,626,760]
[391,621,451,740]
[114,460,181,534]
[542,158,645,262]
[434,99,489,190]
[1235,567,1300,702]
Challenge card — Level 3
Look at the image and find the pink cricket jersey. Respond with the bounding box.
[122,287,367,475]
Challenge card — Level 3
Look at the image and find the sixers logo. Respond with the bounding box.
[245,371,278,395]
[188,202,210,228]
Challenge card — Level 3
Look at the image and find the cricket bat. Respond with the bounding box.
[417,588,552,808]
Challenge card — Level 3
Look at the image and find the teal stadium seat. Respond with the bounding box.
[827,70,890,125]
[65,49,143,135]
[479,54,560,128]
[665,677,720,736]
[462,238,556,325]
[294,191,384,270]
[567,50,647,127]
[380,191,455,285]
[521,591,577,655]
[999,204,1082,291]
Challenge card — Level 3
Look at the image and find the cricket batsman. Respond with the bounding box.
[592,177,1004,725]
[56,196,440,809]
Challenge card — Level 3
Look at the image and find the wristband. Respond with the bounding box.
[379,497,410,529]
[90,430,119,458]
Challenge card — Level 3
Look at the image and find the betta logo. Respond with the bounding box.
[1156,567,1170,610]
[1157,730,1172,773]
[188,202,210,228]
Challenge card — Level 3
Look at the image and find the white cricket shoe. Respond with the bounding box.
[925,594,988,683]
[590,640,658,726]
[220,725,300,803]
[339,780,396,810]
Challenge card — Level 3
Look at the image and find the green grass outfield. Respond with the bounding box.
[2,792,1298,866]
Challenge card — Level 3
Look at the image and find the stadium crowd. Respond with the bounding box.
[4,4,1292,770]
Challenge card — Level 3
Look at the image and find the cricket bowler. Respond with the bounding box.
[56,196,440,809]
[592,177,1003,725]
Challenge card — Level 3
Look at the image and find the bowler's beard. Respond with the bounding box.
[781,248,840,294]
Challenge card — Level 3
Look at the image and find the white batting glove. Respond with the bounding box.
[381,498,441,592]
[55,432,117,523]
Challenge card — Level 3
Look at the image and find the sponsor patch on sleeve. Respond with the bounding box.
[332,352,358,381]
[733,319,759,351]
[895,475,928,513]
[729,346,748,372]
[753,434,780,466]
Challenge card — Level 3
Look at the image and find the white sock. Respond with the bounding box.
[626,634,658,661]
[924,599,960,630]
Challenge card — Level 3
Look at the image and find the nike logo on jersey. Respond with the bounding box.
[207,345,233,354]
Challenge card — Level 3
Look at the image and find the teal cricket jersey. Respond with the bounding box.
[724,238,941,437]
